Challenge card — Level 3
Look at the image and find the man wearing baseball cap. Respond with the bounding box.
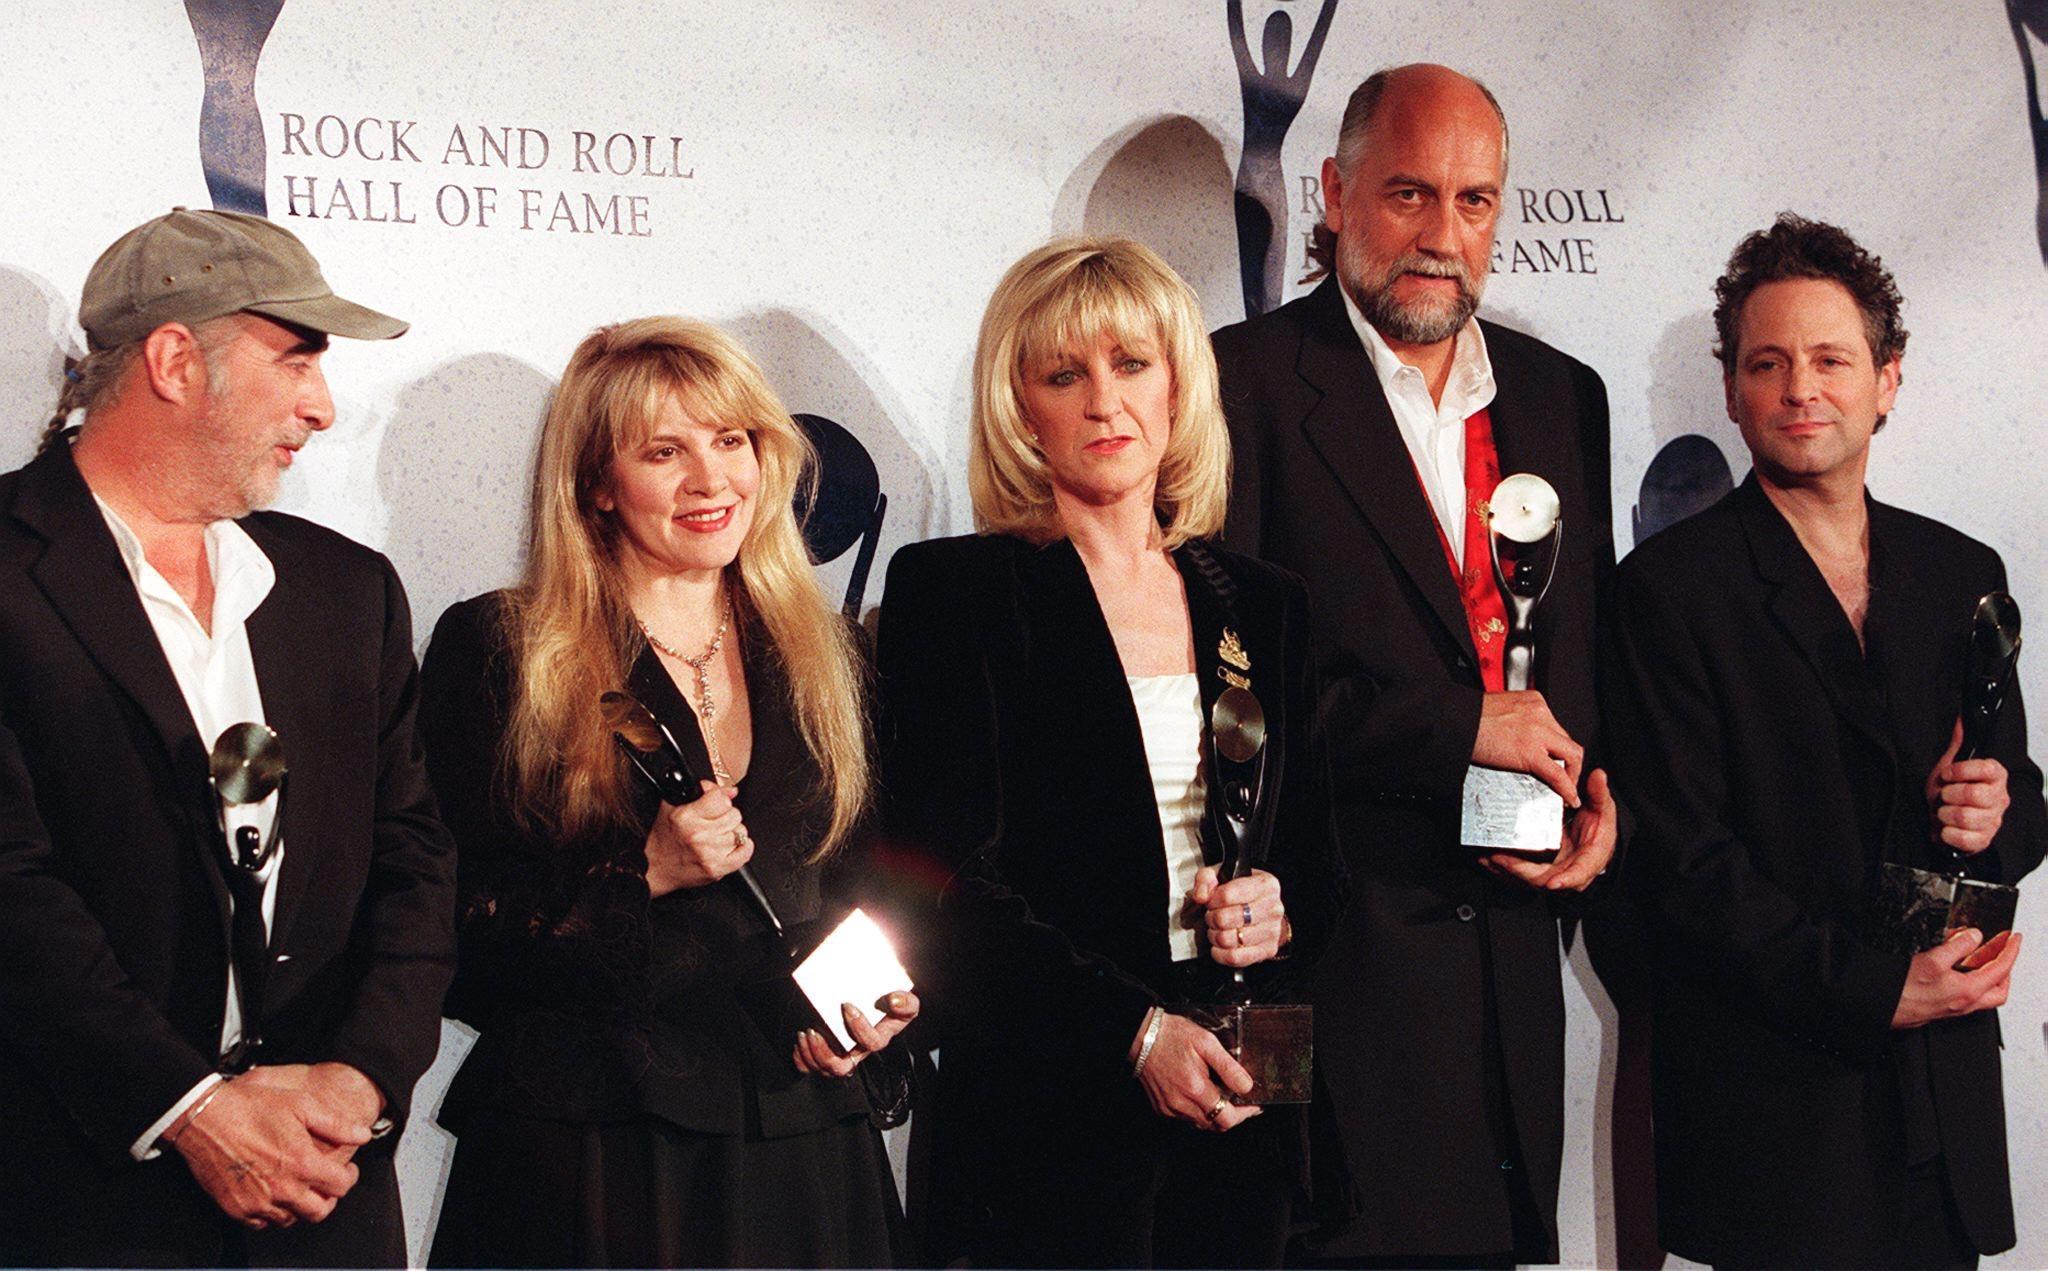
[0,208,454,1267]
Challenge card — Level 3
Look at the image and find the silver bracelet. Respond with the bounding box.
[1131,1006,1166,1078]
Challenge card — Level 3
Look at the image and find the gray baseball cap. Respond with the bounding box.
[78,207,408,351]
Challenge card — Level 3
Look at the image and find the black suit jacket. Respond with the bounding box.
[0,442,456,1267]
[1213,279,1615,1258]
[418,593,886,1143]
[1606,477,2045,1265]
[875,534,1345,1257]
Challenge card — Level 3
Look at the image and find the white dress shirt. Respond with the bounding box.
[94,497,282,1159]
[1128,673,1208,962]
[1339,285,1498,565]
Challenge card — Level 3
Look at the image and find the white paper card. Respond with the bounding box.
[1460,765,1565,854]
[791,907,914,1052]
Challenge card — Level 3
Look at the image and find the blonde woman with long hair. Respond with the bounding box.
[419,317,915,1268]
[877,238,1345,1268]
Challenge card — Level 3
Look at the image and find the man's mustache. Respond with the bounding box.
[1385,253,1473,287]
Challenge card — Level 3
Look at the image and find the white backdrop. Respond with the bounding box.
[3,2,2044,1266]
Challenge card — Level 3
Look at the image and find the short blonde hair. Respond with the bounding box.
[968,237,1229,548]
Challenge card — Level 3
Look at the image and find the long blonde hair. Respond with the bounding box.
[501,317,869,856]
[968,236,1229,548]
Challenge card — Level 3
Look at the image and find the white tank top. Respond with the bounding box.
[1127,673,1207,962]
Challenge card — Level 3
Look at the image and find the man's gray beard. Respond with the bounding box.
[1340,245,1482,347]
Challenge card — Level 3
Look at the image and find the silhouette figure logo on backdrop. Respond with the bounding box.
[2012,0,2048,263]
[184,0,288,214]
[792,413,888,619]
[1228,0,1338,317]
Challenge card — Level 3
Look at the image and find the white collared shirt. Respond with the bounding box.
[1339,286,1498,565]
[94,496,282,1159]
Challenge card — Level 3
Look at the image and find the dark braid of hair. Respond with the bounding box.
[39,340,147,456]
[36,357,87,455]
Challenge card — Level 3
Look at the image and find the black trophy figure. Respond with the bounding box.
[1228,0,1338,318]
[1873,594,2025,951]
[206,721,287,1068]
[1202,683,1312,1105]
[2010,0,2048,264]
[184,0,288,215]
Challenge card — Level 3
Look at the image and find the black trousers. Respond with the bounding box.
[0,1145,405,1269]
[973,1111,1296,1270]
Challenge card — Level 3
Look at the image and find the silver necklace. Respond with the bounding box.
[637,597,733,785]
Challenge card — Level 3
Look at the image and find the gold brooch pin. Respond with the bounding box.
[1219,627,1251,690]
[1220,627,1250,671]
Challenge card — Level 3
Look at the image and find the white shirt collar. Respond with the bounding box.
[92,497,277,635]
[1338,282,1498,420]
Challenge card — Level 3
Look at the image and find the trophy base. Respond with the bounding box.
[1460,765,1564,855]
[739,908,913,1059]
[1871,863,2020,956]
[1209,1003,1312,1106]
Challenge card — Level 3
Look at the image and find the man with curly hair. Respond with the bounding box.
[1606,213,2046,1267]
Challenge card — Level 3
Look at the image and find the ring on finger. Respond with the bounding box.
[1242,902,1253,928]
[732,828,746,852]
[1205,1095,1228,1123]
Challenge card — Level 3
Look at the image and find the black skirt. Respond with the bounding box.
[429,1110,902,1269]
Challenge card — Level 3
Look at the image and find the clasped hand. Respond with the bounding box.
[169,1062,384,1230]
[645,779,753,897]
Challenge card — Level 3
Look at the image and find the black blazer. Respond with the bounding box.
[418,593,886,1141]
[875,534,1344,1248]
[1606,477,2046,1265]
[1213,278,1615,1258]
[0,442,456,1266]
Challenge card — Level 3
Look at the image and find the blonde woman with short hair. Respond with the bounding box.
[877,238,1344,1268]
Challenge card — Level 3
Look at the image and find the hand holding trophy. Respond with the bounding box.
[1462,473,1570,855]
[1194,634,1311,1106]
[1874,593,2025,954]
[601,690,915,1063]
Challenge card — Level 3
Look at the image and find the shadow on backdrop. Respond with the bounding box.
[2010,0,2048,264]
[1634,435,1734,547]
[377,353,555,641]
[0,266,74,472]
[1638,311,1742,547]
[1052,115,1245,330]
[184,0,287,215]
[726,309,943,625]
[1228,0,1338,318]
